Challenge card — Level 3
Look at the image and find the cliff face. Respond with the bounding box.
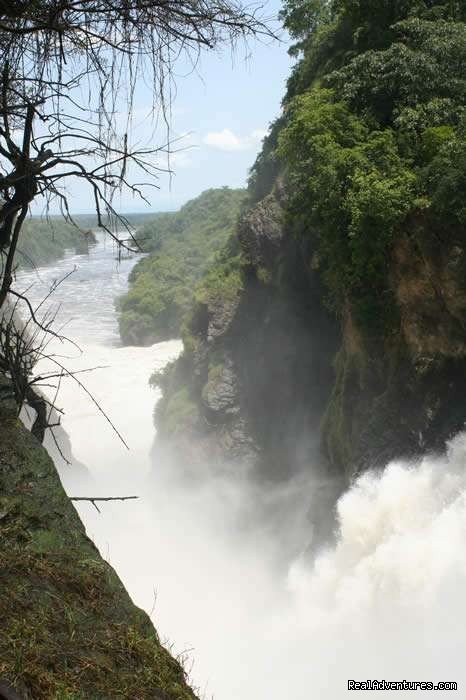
[155,187,466,488]
[323,227,466,478]
[153,2,466,490]
[153,186,341,484]
[0,391,197,700]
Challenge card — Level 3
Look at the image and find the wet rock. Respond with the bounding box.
[238,192,284,269]
[202,358,238,415]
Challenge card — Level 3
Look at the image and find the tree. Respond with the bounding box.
[0,0,273,443]
[0,0,273,309]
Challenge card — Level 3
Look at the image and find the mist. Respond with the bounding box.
[63,422,466,700]
[16,240,466,700]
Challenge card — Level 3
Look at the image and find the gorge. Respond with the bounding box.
[0,0,465,698]
[7,230,466,699]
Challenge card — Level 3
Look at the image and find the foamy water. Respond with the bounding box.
[15,238,466,699]
[286,434,466,697]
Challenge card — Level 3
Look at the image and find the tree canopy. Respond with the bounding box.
[0,0,272,309]
[118,187,246,344]
[258,0,466,328]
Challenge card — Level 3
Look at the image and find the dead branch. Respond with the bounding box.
[0,0,275,302]
[0,0,275,451]
[0,295,124,450]
[70,495,139,513]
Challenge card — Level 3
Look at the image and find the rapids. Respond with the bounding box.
[15,236,466,699]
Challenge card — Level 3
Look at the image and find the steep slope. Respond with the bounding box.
[0,387,197,700]
[152,0,466,488]
[152,184,340,483]
[118,188,246,345]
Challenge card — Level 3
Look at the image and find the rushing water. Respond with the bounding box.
[15,236,466,699]
[15,235,181,479]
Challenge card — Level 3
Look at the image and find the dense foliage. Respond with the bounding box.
[252,0,466,328]
[150,0,466,475]
[118,188,246,345]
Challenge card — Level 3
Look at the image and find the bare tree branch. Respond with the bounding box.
[70,495,139,513]
[0,0,276,448]
[0,0,275,283]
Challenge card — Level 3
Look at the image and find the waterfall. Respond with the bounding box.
[14,239,465,699]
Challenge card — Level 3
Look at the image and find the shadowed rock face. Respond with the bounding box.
[393,235,466,359]
[0,382,198,700]
[154,185,340,484]
[231,202,466,481]
[237,192,284,269]
[323,229,466,479]
[154,177,466,496]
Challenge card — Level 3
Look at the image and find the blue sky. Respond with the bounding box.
[68,1,293,213]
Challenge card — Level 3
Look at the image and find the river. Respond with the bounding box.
[15,235,466,699]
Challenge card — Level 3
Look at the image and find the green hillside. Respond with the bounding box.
[118,187,246,345]
[152,0,466,482]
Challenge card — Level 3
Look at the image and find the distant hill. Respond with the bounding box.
[117,187,247,345]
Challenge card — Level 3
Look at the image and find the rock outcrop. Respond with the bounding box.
[154,185,340,483]
[323,228,466,477]
[154,183,466,491]
[0,387,197,700]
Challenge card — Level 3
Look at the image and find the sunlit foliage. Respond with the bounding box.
[118,188,246,344]
[264,0,466,327]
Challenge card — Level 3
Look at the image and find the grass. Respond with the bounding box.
[0,406,198,700]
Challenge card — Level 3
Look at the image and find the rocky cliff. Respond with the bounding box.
[153,2,466,499]
[154,188,465,485]
[322,226,466,477]
[0,387,197,700]
[153,184,338,480]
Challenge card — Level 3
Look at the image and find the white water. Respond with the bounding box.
[15,238,466,699]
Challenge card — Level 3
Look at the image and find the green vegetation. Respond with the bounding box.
[16,212,161,271]
[151,0,466,475]
[193,243,244,307]
[256,0,466,330]
[17,218,96,269]
[118,188,246,345]
[151,354,201,438]
[269,0,466,470]
[0,402,197,700]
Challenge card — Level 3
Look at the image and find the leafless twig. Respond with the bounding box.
[70,495,139,513]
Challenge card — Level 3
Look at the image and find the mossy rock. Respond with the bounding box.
[0,410,198,700]
[157,387,199,437]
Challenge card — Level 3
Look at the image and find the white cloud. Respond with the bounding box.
[203,128,267,152]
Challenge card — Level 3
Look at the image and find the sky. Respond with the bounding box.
[53,0,293,214]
